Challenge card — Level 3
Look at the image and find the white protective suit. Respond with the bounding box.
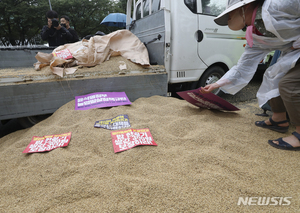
[217,0,300,107]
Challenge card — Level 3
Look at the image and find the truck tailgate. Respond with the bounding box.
[0,56,167,120]
[130,10,165,66]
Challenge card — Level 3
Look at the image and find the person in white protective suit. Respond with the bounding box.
[201,0,300,150]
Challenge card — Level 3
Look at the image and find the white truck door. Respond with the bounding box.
[127,0,166,66]
[195,0,246,69]
[127,0,172,82]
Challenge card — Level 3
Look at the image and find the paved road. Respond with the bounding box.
[0,119,24,138]
[222,72,262,103]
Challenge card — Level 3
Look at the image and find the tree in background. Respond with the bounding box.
[0,0,127,46]
[0,0,48,45]
[116,0,127,13]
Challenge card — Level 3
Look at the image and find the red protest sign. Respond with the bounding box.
[111,128,157,153]
[177,88,239,111]
[23,132,72,153]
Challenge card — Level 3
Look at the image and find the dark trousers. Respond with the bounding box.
[269,63,300,126]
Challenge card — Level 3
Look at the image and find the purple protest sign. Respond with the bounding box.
[177,88,239,111]
[75,92,132,110]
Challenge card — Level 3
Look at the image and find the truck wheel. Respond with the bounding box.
[198,66,226,96]
[17,114,51,128]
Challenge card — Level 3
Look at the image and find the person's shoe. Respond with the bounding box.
[268,132,300,150]
[255,118,289,133]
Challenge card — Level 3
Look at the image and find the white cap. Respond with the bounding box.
[214,0,257,26]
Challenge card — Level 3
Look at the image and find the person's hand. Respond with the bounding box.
[54,24,61,30]
[47,19,52,29]
[200,83,220,94]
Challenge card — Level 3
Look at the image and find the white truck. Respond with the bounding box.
[1,0,249,128]
[126,0,247,95]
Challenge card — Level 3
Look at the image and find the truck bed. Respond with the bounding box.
[0,56,167,120]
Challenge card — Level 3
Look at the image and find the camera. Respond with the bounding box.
[51,19,59,28]
[61,23,67,28]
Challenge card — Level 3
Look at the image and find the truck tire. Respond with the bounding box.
[17,114,51,128]
[198,66,226,96]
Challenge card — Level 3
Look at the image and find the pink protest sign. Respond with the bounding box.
[111,128,157,153]
[52,49,73,59]
[23,132,72,153]
[177,88,239,111]
[75,92,132,110]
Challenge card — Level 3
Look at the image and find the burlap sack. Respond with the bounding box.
[34,29,150,77]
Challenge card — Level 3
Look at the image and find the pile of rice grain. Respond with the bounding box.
[0,96,299,212]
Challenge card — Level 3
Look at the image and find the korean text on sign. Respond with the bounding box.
[23,132,72,153]
[52,49,73,59]
[111,128,157,153]
[94,114,131,130]
[75,92,131,110]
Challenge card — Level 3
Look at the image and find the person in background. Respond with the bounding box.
[201,0,300,151]
[60,15,79,43]
[40,10,73,47]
